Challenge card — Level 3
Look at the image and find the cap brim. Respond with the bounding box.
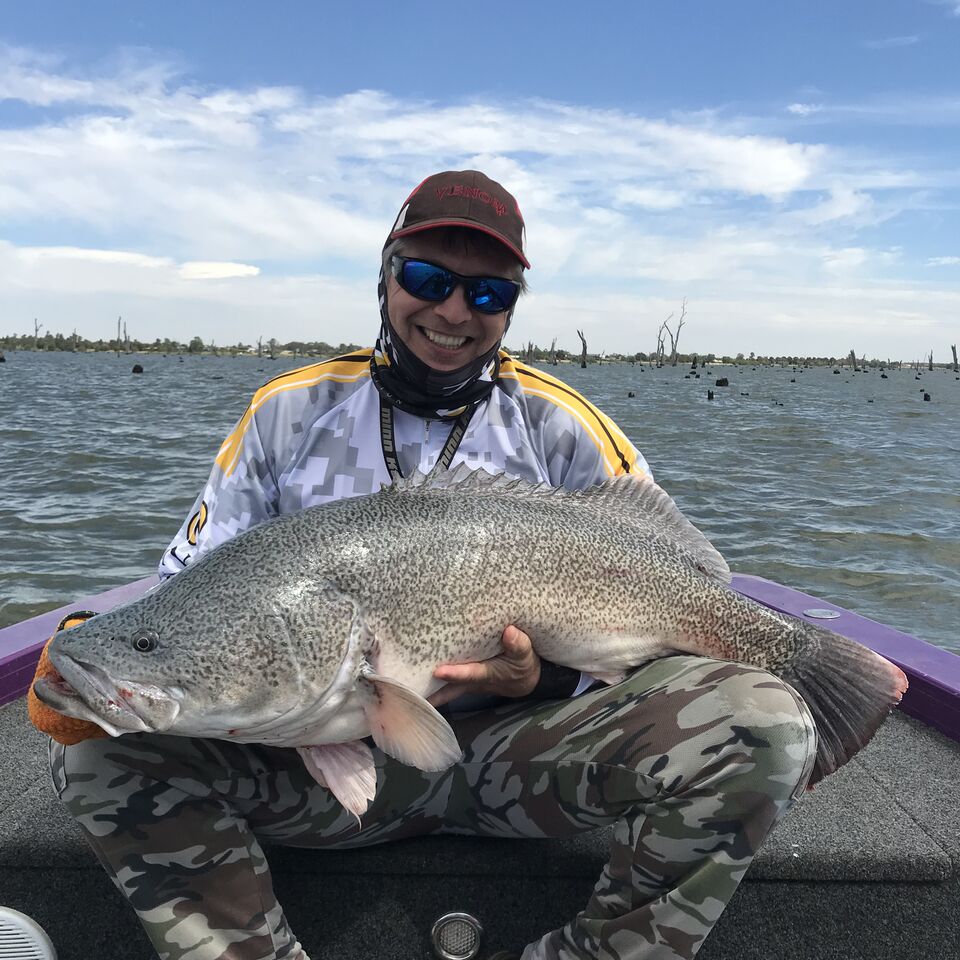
[390,218,530,269]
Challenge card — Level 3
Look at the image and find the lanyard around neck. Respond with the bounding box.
[379,396,476,481]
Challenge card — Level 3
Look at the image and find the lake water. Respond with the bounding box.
[1,350,958,653]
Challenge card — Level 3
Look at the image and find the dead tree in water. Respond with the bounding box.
[549,338,557,365]
[665,299,687,366]
[523,340,535,363]
[34,318,43,349]
[928,351,934,371]
[951,344,958,373]
[847,348,857,370]
[257,336,263,358]
[576,330,588,368]
[655,320,668,366]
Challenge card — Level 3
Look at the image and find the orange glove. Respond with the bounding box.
[28,611,109,746]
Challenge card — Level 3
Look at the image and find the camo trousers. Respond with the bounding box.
[50,655,817,960]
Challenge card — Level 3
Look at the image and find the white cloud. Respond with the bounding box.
[15,246,171,268]
[614,185,687,210]
[787,103,823,116]
[864,36,920,49]
[179,261,260,280]
[927,256,960,266]
[925,0,960,16]
[821,247,869,273]
[792,186,875,226]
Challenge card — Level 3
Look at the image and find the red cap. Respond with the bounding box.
[389,170,529,269]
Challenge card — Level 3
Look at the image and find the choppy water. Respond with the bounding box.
[1,351,958,652]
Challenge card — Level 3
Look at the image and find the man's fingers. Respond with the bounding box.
[433,662,490,683]
[502,625,533,658]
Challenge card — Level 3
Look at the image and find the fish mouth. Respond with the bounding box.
[35,653,179,737]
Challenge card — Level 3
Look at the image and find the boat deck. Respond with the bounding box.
[1,696,957,959]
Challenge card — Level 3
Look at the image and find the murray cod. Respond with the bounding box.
[34,467,908,819]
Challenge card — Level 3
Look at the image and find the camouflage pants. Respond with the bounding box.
[50,655,816,960]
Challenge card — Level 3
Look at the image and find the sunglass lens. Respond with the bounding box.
[400,260,453,301]
[469,279,518,314]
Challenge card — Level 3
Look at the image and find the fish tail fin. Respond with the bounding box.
[776,624,908,786]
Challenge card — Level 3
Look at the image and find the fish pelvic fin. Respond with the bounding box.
[358,664,462,772]
[297,740,377,824]
[384,464,730,584]
[775,624,909,785]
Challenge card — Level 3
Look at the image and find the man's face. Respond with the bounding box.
[387,231,518,373]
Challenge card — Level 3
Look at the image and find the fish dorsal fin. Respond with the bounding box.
[385,462,535,495]
[581,473,731,583]
[387,465,730,584]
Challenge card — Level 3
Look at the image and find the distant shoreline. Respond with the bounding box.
[1,346,956,371]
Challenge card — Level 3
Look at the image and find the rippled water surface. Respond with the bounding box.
[2,351,958,652]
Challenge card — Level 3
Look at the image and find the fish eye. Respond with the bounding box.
[131,630,158,653]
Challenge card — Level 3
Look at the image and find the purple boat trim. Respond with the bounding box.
[0,577,156,707]
[1,574,958,741]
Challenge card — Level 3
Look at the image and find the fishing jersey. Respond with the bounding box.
[159,349,650,577]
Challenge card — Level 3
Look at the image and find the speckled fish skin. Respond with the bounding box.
[39,467,907,785]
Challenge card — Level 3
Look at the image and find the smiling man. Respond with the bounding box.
[47,170,817,960]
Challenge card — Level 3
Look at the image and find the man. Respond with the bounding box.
[47,171,816,960]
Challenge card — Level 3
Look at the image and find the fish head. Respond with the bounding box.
[35,603,183,737]
[34,568,358,742]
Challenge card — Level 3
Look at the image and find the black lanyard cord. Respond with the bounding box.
[379,396,476,481]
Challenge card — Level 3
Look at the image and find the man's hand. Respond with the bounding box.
[427,625,541,707]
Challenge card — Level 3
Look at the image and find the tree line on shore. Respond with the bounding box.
[2,329,957,372]
[0,331,361,358]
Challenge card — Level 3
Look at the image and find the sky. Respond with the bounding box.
[1,0,959,360]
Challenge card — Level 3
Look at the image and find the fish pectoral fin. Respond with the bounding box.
[358,668,462,772]
[592,670,628,686]
[296,741,377,823]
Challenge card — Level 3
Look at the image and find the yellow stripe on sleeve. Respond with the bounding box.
[499,355,642,477]
[215,351,373,477]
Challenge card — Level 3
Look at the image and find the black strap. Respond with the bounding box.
[379,396,475,481]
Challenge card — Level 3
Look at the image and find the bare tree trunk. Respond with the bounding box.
[257,336,263,358]
[549,337,557,365]
[951,344,958,373]
[656,315,671,367]
[847,348,857,370]
[116,316,122,357]
[576,330,588,368]
[928,350,934,371]
[34,318,43,349]
[667,299,687,366]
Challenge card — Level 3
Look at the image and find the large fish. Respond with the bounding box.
[34,467,908,818]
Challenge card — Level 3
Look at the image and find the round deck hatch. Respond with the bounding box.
[802,608,841,620]
[430,911,484,960]
[0,907,57,959]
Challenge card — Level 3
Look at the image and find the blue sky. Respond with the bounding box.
[1,0,959,358]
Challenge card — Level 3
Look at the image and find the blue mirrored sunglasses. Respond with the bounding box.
[391,256,520,315]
